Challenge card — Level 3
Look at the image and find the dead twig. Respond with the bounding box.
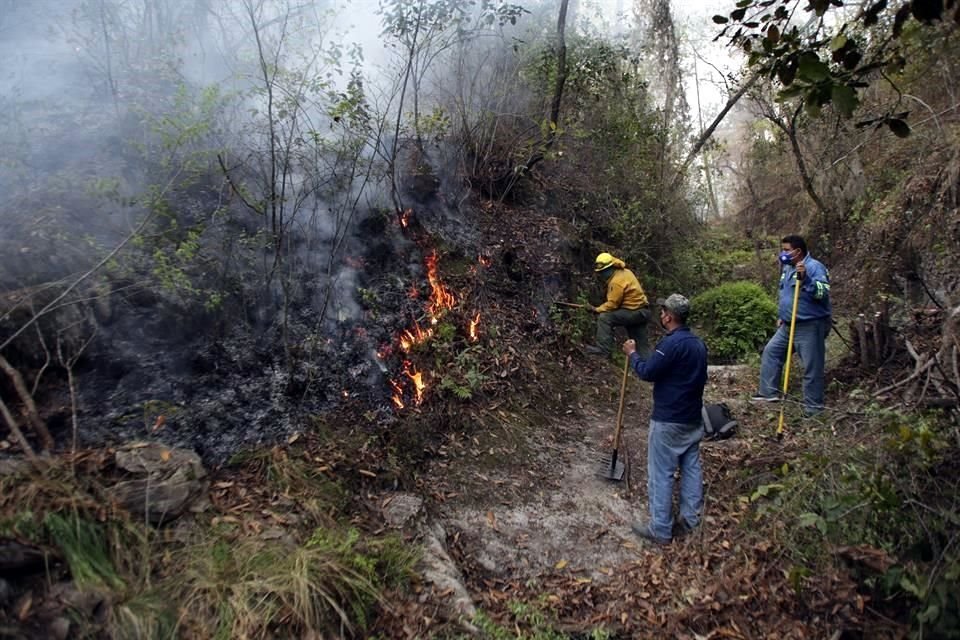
[0,354,53,450]
[0,395,37,463]
[57,325,97,463]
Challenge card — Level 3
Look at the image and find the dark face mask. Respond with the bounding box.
[779,249,796,265]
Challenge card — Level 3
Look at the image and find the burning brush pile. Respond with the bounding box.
[367,210,488,412]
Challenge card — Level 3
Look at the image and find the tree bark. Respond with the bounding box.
[856,314,870,368]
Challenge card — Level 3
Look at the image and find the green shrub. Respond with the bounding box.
[744,408,960,640]
[691,281,777,362]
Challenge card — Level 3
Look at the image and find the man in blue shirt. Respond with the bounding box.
[751,235,832,417]
[622,294,708,545]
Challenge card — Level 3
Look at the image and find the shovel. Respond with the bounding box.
[598,356,630,481]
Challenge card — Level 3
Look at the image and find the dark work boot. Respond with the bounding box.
[672,519,695,539]
[631,521,671,546]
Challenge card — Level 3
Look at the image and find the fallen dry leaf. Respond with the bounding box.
[15,593,32,621]
[555,559,568,570]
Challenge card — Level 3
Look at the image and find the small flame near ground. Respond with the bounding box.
[388,246,471,410]
[399,322,432,352]
[403,361,426,406]
[389,379,405,409]
[425,250,456,322]
[479,254,492,267]
[399,208,412,228]
[468,312,481,342]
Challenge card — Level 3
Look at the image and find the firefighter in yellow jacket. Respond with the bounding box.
[586,252,650,357]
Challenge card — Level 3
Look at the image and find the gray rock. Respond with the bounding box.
[47,617,70,640]
[382,494,424,528]
[107,443,208,525]
[419,523,476,618]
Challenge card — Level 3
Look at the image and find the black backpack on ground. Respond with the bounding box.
[702,403,737,440]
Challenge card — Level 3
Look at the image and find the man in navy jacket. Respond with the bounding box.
[622,294,708,545]
[752,235,832,416]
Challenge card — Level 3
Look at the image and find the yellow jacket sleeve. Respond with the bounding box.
[596,279,626,312]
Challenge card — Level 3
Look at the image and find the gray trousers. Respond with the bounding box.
[596,307,650,356]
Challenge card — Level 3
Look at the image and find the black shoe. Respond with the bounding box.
[631,521,671,545]
[584,345,608,356]
[672,519,695,539]
[750,393,780,403]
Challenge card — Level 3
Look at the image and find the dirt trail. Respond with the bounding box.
[440,408,647,582]
[392,363,768,634]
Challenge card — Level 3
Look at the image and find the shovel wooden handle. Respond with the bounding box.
[553,301,585,309]
[777,269,803,439]
[612,355,630,450]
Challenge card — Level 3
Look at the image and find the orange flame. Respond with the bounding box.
[479,254,492,267]
[425,251,455,320]
[468,312,481,342]
[390,379,405,409]
[399,208,412,228]
[403,361,426,405]
[399,322,432,352]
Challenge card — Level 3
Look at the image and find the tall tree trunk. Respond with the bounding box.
[500,0,569,199]
[772,104,832,241]
[693,53,721,219]
[675,71,759,184]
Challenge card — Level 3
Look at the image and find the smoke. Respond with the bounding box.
[0,0,718,459]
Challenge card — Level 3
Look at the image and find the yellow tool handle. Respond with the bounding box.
[613,355,630,449]
[777,270,802,438]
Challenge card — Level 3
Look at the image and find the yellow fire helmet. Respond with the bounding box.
[594,252,616,272]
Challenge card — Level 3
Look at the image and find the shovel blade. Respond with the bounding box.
[597,458,625,481]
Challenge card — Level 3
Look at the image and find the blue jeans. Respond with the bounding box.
[759,317,829,413]
[647,419,703,540]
